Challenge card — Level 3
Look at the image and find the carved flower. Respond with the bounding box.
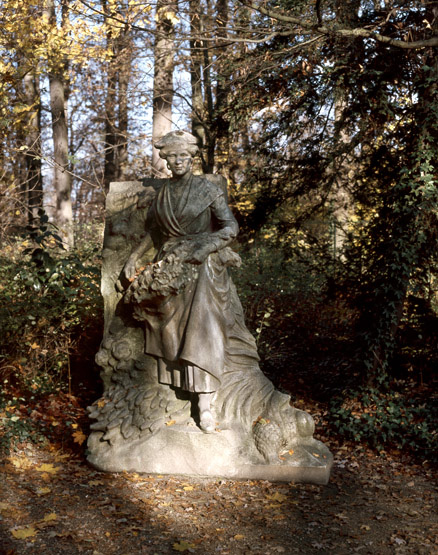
[95,349,109,367]
[111,341,133,361]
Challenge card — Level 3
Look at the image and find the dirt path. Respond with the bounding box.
[1,441,437,555]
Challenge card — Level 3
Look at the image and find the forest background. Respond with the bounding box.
[0,0,437,465]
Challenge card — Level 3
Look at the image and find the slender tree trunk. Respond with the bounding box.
[117,26,132,181]
[23,70,43,225]
[190,0,206,149]
[202,0,215,172]
[151,0,177,176]
[328,0,362,257]
[103,0,118,191]
[47,0,73,248]
[213,0,230,172]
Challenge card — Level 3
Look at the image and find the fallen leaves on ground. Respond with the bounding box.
[0,441,437,555]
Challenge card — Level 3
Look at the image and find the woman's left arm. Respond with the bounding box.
[185,194,239,264]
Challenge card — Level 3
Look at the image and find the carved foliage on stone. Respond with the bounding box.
[252,398,316,464]
[90,326,191,445]
[87,382,190,444]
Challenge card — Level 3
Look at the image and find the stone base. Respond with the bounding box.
[87,423,333,485]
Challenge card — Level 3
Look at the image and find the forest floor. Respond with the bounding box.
[1,393,437,555]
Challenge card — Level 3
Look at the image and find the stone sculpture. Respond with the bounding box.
[87,131,333,483]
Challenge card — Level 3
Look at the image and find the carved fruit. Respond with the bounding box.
[95,349,109,367]
[253,418,282,464]
[296,410,315,437]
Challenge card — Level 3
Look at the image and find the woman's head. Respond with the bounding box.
[154,131,199,159]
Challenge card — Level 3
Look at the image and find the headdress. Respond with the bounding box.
[154,131,199,159]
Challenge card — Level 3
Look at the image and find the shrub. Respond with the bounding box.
[329,385,438,462]
[0,213,102,398]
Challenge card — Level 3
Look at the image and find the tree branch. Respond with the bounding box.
[243,1,438,50]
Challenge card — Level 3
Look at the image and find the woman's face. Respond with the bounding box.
[165,149,193,178]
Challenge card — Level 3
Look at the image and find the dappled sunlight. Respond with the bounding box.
[1,442,437,554]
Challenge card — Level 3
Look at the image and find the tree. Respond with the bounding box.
[215,0,438,381]
[44,0,74,249]
[23,69,43,226]
[0,0,44,233]
[102,0,135,190]
[151,0,178,176]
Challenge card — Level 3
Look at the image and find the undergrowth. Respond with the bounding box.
[329,384,438,464]
[0,213,102,452]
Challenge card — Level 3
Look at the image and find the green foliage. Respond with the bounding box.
[230,10,438,385]
[0,392,46,453]
[233,238,326,335]
[233,235,357,395]
[329,386,438,462]
[0,214,102,398]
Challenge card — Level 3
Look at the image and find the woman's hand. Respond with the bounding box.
[184,243,213,265]
[123,257,137,281]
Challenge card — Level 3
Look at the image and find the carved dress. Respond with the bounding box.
[143,174,239,394]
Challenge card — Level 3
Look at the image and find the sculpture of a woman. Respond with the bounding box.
[88,130,332,482]
[122,131,240,433]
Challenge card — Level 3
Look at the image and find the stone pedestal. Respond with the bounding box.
[88,423,332,484]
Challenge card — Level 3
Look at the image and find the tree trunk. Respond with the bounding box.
[23,70,43,226]
[102,0,118,191]
[151,0,177,176]
[116,25,132,181]
[213,0,230,172]
[189,0,206,150]
[329,0,362,258]
[47,0,73,249]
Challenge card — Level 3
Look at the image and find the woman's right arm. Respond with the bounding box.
[123,233,153,280]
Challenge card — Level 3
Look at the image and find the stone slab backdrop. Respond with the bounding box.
[87,179,333,484]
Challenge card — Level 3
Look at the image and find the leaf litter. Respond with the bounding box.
[0,441,437,554]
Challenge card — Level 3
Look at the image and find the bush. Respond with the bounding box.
[0,391,47,452]
[232,238,356,396]
[329,385,438,462]
[0,214,102,399]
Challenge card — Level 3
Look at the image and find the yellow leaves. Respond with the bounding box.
[72,429,87,445]
[9,455,33,470]
[53,451,71,463]
[10,513,58,540]
[254,417,271,426]
[11,526,37,539]
[173,540,196,552]
[265,492,287,503]
[176,483,195,493]
[42,512,58,523]
[36,463,59,475]
[165,419,176,427]
[88,479,105,486]
[35,487,51,496]
[155,7,179,25]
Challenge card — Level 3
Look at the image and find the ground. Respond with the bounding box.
[1,407,437,555]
